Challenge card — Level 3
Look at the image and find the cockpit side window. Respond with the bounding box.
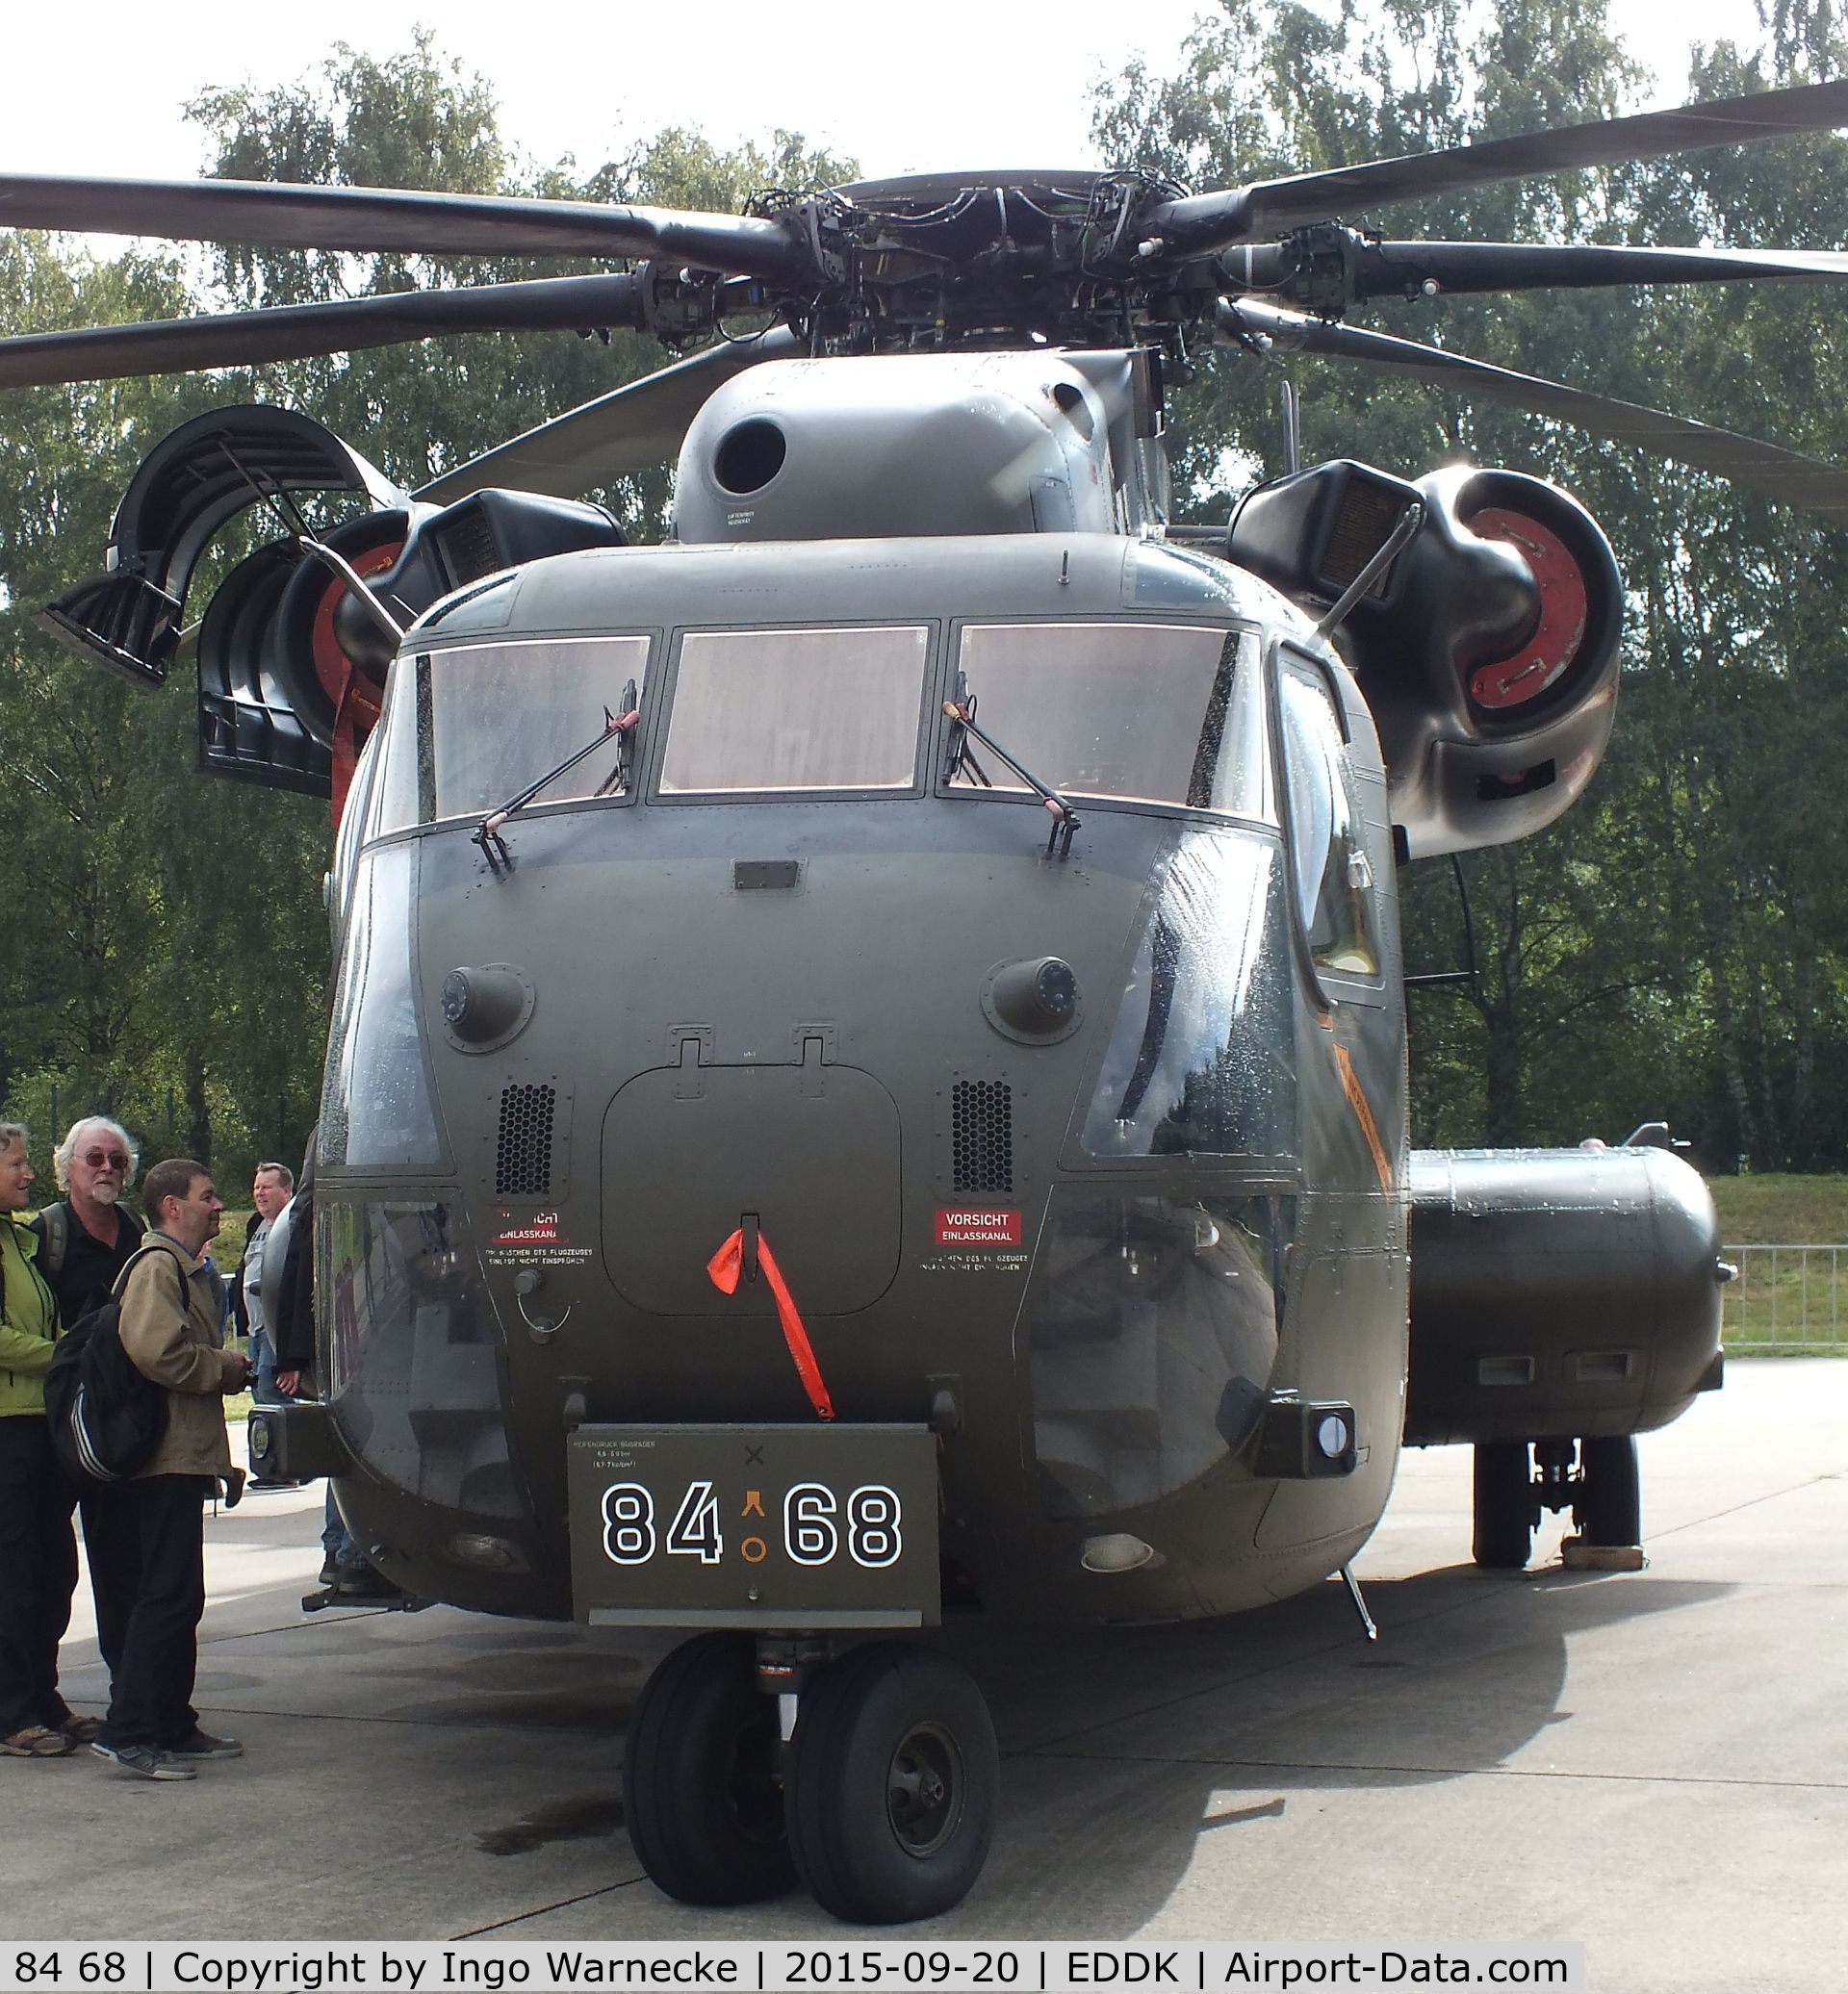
[658,626,931,796]
[951,623,1270,819]
[332,715,382,908]
[1277,669,1379,979]
[401,634,651,825]
[368,654,423,839]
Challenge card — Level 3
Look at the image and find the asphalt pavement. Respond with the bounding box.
[7,1358,1843,1992]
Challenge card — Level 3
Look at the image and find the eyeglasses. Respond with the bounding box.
[81,1149,130,1171]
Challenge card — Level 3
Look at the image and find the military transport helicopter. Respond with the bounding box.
[4,75,1844,1924]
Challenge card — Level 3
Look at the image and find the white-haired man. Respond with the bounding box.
[30,1117,145,1328]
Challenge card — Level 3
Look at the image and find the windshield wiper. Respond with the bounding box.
[475,680,640,874]
[941,677,1081,858]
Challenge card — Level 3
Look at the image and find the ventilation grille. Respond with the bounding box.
[952,1081,1014,1194]
[496,1083,555,1196]
[433,504,503,588]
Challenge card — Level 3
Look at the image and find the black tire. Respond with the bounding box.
[624,1633,796,1906]
[785,1643,998,1925]
[1575,1435,1641,1547]
[1473,1441,1536,1570]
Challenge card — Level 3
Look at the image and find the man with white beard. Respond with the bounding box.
[31,1117,146,1327]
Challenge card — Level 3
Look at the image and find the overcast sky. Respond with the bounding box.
[3,0,1786,192]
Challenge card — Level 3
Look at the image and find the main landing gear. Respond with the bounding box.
[1472,1435,1643,1572]
[624,1634,999,1924]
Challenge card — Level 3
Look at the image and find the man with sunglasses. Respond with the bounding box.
[30,1118,146,1329]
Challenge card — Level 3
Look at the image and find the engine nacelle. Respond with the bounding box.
[40,406,622,818]
[1229,460,1623,856]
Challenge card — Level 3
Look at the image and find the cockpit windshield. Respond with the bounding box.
[951,623,1270,819]
[382,635,652,829]
[658,626,931,795]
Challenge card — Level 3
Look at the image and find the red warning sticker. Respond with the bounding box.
[934,1208,1023,1247]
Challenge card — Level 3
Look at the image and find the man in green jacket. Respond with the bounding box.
[0,1120,84,1759]
[87,1157,250,1782]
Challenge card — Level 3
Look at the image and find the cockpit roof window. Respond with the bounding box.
[658,626,931,797]
[400,634,651,827]
[951,622,1270,821]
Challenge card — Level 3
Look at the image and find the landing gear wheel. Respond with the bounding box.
[785,1643,998,1924]
[625,1633,796,1906]
[1473,1441,1536,1570]
[1574,1435,1641,1547]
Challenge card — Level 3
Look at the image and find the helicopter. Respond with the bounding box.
[3,75,1842,1926]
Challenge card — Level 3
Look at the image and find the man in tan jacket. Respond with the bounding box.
[88,1158,250,1781]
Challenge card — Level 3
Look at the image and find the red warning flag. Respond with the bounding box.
[706,1228,835,1420]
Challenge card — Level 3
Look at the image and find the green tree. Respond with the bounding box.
[1093,0,1848,1167]
[1,37,856,1185]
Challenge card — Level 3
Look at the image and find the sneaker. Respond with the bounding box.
[90,1741,195,1781]
[317,1559,342,1587]
[166,1728,244,1760]
[60,1715,104,1746]
[2,1724,77,1758]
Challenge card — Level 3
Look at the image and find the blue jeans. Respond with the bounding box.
[248,1328,279,1407]
[322,1486,363,1572]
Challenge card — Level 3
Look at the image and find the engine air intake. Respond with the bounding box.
[952,1081,1014,1195]
[496,1083,556,1197]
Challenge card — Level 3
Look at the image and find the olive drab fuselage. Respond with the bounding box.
[309,530,1411,1624]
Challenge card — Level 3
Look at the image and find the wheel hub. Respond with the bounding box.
[886,1721,962,1858]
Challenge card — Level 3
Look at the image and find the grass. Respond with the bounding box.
[1701,1175,1848,1352]
[1707,1173,1848,1244]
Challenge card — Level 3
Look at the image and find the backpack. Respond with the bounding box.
[36,1200,145,1285]
[38,1199,67,1277]
[42,1245,178,1485]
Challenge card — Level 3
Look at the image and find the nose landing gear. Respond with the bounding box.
[784,1643,998,1924]
[624,1633,998,1924]
[623,1634,797,1905]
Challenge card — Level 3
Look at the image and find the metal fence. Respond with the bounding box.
[1722,1243,1848,1351]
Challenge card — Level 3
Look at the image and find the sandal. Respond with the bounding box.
[2,1725,78,1758]
[60,1716,104,1745]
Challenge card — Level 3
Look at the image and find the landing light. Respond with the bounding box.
[1081,1533,1156,1573]
[449,1533,527,1572]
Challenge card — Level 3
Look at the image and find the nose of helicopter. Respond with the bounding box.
[600,1052,902,1317]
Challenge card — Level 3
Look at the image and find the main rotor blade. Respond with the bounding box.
[417,327,801,501]
[0,173,803,281]
[1156,78,1848,253]
[1220,297,1848,521]
[0,274,652,389]
[1222,239,1848,303]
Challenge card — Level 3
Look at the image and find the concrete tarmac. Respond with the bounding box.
[8,1358,1843,1990]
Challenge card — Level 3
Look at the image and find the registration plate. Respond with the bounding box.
[567,1422,939,1628]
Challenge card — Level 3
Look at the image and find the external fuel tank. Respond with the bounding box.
[1404,1144,1728,1446]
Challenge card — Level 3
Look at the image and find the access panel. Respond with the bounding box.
[602,1061,902,1316]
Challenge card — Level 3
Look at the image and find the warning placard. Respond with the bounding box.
[934,1208,1023,1247]
[493,1210,562,1246]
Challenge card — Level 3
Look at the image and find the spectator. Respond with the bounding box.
[31,1116,145,1328]
[271,1147,397,1599]
[87,1159,250,1781]
[0,1122,86,1759]
[235,1163,299,1492]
